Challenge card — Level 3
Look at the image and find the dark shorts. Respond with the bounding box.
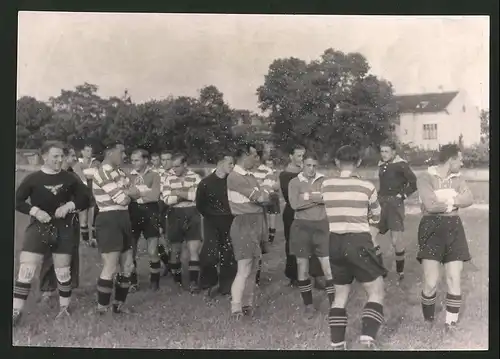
[167,207,201,244]
[329,232,387,285]
[417,215,471,264]
[230,213,267,261]
[290,219,330,258]
[95,210,134,253]
[266,192,281,214]
[378,196,405,234]
[129,202,161,239]
[22,215,79,255]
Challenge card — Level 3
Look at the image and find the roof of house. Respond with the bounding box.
[394,91,459,114]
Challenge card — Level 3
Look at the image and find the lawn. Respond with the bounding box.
[11,172,489,350]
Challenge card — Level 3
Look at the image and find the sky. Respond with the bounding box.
[17,13,490,112]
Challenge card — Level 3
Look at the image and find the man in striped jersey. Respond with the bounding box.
[150,153,161,171]
[416,144,473,331]
[92,142,141,315]
[128,149,162,292]
[288,152,335,319]
[227,142,270,319]
[161,153,203,293]
[74,142,100,246]
[251,151,280,285]
[323,145,387,350]
[157,150,174,275]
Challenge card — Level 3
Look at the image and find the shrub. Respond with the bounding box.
[462,142,489,168]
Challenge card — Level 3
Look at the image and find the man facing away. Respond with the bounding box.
[375,140,417,281]
[323,145,387,350]
[279,145,325,288]
[416,144,473,332]
[197,154,237,298]
[161,153,203,293]
[92,142,140,315]
[288,152,336,319]
[128,149,162,292]
[13,141,90,326]
[226,142,271,319]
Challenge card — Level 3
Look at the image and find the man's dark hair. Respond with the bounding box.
[40,140,66,155]
[335,145,360,165]
[234,142,256,160]
[150,152,160,158]
[83,141,93,149]
[212,152,232,165]
[379,139,397,151]
[131,148,150,160]
[289,144,306,156]
[438,144,461,163]
[160,150,173,157]
[63,144,76,156]
[303,151,319,162]
[103,141,124,156]
[171,153,188,164]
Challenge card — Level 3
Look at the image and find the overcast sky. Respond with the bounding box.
[17,13,490,112]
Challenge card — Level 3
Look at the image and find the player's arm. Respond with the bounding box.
[69,175,91,211]
[453,178,474,208]
[416,174,448,213]
[161,176,181,206]
[401,162,417,199]
[175,173,201,201]
[368,186,382,238]
[195,180,208,217]
[137,172,161,204]
[94,167,130,206]
[227,173,267,203]
[288,179,318,211]
[15,173,35,215]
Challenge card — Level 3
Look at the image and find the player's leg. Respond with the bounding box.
[231,258,252,318]
[13,251,44,325]
[186,209,202,293]
[157,204,170,275]
[315,220,335,305]
[168,209,183,285]
[421,259,441,322]
[283,207,298,286]
[242,255,259,317]
[444,261,463,330]
[39,250,57,303]
[79,210,90,243]
[52,253,73,318]
[199,216,220,295]
[144,204,162,291]
[97,252,119,314]
[218,217,237,296]
[388,197,406,280]
[114,248,135,313]
[349,233,387,349]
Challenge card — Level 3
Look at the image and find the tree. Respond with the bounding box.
[16,96,55,148]
[257,49,397,157]
[480,109,489,143]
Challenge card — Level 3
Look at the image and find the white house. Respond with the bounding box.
[392,90,481,150]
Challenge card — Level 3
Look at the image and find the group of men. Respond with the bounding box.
[13,138,473,350]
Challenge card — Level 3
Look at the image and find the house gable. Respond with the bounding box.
[395,91,459,115]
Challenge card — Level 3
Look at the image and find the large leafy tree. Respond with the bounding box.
[257,49,397,157]
[16,96,55,148]
[480,109,489,143]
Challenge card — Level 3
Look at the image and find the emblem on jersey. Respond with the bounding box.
[44,184,64,195]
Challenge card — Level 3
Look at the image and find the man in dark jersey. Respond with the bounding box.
[38,145,86,302]
[13,141,90,326]
[197,154,237,298]
[279,145,325,288]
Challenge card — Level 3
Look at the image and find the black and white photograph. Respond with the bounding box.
[14,12,489,350]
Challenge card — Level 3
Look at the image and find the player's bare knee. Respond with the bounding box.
[54,266,71,283]
[422,279,438,296]
[364,277,385,304]
[445,271,461,295]
[332,285,350,308]
[296,258,309,280]
[17,263,37,283]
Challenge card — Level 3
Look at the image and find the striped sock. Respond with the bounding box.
[13,281,31,311]
[361,302,384,340]
[188,261,200,283]
[80,225,89,242]
[114,274,131,304]
[445,293,461,324]
[57,279,72,308]
[328,307,348,344]
[325,279,335,305]
[421,291,437,321]
[170,262,182,284]
[255,259,262,284]
[268,228,276,242]
[298,279,313,306]
[97,278,113,307]
[150,260,161,285]
[395,250,405,274]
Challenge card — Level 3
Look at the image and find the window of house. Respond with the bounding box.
[423,124,438,140]
[417,101,430,109]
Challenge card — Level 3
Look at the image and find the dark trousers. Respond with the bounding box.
[283,206,324,281]
[199,215,237,294]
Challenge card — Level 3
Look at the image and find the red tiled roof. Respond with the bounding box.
[394,91,459,114]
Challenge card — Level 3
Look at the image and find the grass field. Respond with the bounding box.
[12,173,489,350]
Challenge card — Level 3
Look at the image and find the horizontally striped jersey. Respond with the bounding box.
[252,164,278,192]
[92,163,131,212]
[321,174,381,234]
[227,165,266,215]
[161,169,201,208]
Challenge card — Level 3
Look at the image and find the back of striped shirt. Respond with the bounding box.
[321,176,381,234]
[161,169,201,208]
[92,164,131,212]
[252,164,277,192]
